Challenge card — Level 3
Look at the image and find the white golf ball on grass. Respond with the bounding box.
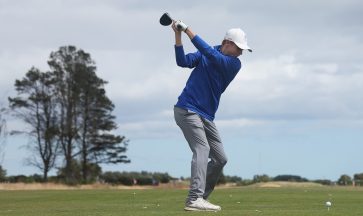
[325,201,332,207]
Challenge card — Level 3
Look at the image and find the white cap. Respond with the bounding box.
[224,28,252,52]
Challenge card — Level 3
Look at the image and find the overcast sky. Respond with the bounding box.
[1,0,363,181]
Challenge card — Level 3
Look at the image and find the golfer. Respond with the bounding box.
[172,20,252,211]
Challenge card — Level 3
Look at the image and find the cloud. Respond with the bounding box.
[216,118,267,128]
[2,0,362,128]
[220,53,363,120]
[0,48,51,97]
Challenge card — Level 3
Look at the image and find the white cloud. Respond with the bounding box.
[221,53,363,120]
[216,118,267,128]
[89,49,189,101]
[0,48,51,96]
[1,0,362,127]
[117,119,178,140]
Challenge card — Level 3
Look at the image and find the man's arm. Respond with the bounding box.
[172,21,182,46]
[185,28,195,40]
[175,21,218,60]
[172,22,201,68]
[175,21,240,73]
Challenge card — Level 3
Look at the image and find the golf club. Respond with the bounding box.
[159,12,173,26]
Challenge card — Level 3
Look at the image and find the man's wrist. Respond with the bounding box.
[185,28,195,40]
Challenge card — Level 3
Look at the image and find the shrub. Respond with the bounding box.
[273,175,308,182]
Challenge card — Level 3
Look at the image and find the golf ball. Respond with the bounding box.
[325,201,332,207]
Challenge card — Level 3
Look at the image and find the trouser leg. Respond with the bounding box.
[202,118,227,200]
[174,107,209,202]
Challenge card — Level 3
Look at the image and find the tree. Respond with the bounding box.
[353,173,363,180]
[0,106,7,164]
[353,173,363,186]
[57,159,102,184]
[253,174,270,183]
[217,171,226,185]
[0,165,6,182]
[273,175,308,182]
[337,174,352,186]
[47,46,81,183]
[72,54,130,182]
[8,68,60,181]
[48,46,130,183]
[9,46,130,184]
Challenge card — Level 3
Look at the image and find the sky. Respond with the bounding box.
[1,0,363,181]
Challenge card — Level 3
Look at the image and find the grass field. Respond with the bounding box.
[0,185,363,215]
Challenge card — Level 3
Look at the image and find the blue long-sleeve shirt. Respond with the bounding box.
[175,35,241,121]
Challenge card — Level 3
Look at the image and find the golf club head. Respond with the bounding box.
[159,12,173,26]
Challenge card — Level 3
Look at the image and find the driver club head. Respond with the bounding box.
[159,12,173,26]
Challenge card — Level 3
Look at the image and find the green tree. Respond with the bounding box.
[48,46,130,183]
[57,159,102,184]
[337,174,352,186]
[353,173,363,186]
[273,175,308,182]
[75,65,130,182]
[217,171,226,185]
[8,46,130,184]
[0,165,6,182]
[253,174,270,183]
[353,173,363,180]
[48,46,82,183]
[9,68,60,181]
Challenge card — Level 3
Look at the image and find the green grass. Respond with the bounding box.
[0,186,363,215]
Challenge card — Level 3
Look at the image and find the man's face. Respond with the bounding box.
[221,40,243,57]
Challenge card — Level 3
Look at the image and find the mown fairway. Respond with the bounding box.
[0,186,362,216]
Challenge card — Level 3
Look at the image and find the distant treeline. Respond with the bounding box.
[217,173,363,186]
[0,168,172,186]
[1,165,363,187]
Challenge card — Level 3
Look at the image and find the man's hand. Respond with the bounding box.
[172,20,195,42]
[175,20,188,32]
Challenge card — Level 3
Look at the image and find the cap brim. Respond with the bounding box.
[234,42,252,52]
[241,47,252,52]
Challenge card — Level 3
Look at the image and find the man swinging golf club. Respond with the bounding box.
[171,18,252,211]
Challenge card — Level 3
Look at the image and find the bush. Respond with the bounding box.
[57,160,102,185]
[101,172,134,185]
[226,175,243,183]
[100,171,173,186]
[136,176,153,185]
[313,179,333,186]
[217,174,243,185]
[253,174,271,183]
[236,179,254,186]
[273,175,308,182]
[217,172,226,185]
[152,172,171,184]
[7,175,31,183]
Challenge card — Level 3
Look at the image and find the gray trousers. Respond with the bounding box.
[174,106,227,202]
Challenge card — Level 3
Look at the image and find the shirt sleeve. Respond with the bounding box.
[191,35,241,74]
[175,45,201,68]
